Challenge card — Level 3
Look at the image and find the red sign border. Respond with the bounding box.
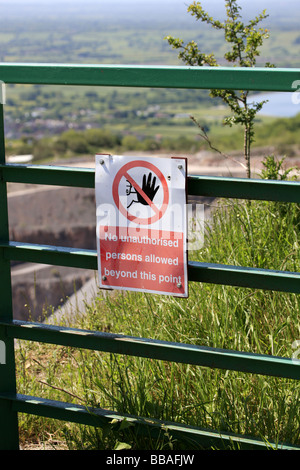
[112,160,169,225]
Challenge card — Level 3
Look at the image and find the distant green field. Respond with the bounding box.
[1,18,300,67]
[1,7,299,156]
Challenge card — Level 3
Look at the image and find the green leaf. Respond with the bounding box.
[114,441,132,450]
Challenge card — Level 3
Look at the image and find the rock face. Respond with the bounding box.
[8,186,97,250]
[8,186,98,321]
[11,265,93,321]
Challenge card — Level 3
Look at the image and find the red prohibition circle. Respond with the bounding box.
[112,160,169,225]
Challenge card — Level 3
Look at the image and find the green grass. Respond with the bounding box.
[6,84,286,161]
[2,21,300,67]
[15,157,300,450]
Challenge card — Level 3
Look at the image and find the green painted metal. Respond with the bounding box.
[1,241,97,270]
[2,163,300,203]
[0,63,300,450]
[0,163,95,188]
[1,241,300,294]
[0,104,19,450]
[4,320,300,380]
[0,63,299,91]
[188,174,300,203]
[0,393,293,450]
[0,392,298,450]
[188,261,300,294]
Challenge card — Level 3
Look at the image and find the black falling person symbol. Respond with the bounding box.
[126,172,160,209]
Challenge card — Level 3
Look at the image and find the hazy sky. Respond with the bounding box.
[0,0,290,6]
[0,0,292,16]
[1,0,291,14]
[1,0,296,28]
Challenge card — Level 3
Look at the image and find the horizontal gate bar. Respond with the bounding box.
[2,241,300,293]
[2,163,300,202]
[0,393,296,450]
[188,174,300,203]
[1,241,97,270]
[0,63,299,91]
[1,163,95,188]
[4,320,300,380]
[188,261,300,294]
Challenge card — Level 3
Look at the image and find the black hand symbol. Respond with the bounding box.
[137,172,160,206]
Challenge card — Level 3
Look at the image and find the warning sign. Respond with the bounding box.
[95,154,188,297]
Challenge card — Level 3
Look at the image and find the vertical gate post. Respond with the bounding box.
[0,101,19,449]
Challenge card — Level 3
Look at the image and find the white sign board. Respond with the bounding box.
[95,154,188,297]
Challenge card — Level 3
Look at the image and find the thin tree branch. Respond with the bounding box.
[190,115,247,171]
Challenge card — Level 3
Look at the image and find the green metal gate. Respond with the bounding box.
[0,63,300,450]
